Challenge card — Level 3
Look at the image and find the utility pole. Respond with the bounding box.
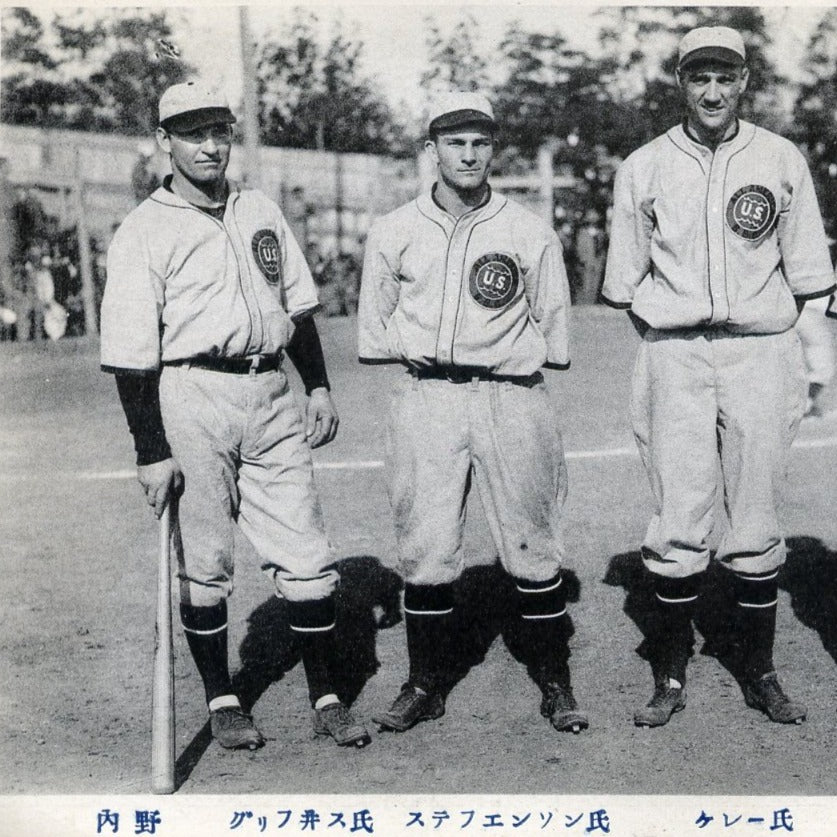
[72,148,98,337]
[238,7,261,189]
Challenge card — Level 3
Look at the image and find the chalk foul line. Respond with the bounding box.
[75,435,837,479]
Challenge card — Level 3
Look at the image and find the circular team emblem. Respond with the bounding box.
[252,229,281,284]
[468,253,520,310]
[726,185,777,241]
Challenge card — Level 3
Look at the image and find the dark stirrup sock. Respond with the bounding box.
[287,596,339,706]
[180,600,234,705]
[404,583,455,694]
[732,570,779,681]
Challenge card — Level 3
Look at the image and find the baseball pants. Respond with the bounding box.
[386,370,567,585]
[630,327,807,578]
[159,363,336,608]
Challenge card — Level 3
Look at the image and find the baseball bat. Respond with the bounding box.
[151,503,175,794]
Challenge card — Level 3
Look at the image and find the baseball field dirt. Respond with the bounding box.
[2,309,837,832]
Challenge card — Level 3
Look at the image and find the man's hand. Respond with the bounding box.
[305,387,339,448]
[137,457,184,519]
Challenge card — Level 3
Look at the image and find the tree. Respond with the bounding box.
[258,11,404,154]
[1,8,192,134]
[791,9,837,239]
[494,25,612,160]
[420,14,490,95]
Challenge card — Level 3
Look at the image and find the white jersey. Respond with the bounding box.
[101,182,319,371]
[358,189,571,376]
[602,120,835,332]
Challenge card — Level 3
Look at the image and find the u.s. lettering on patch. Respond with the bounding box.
[468,253,520,309]
[725,185,777,241]
[252,229,281,283]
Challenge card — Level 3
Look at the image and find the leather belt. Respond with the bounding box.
[410,365,541,386]
[166,354,283,374]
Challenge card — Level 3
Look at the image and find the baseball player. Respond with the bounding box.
[601,27,836,727]
[100,80,370,750]
[358,92,588,734]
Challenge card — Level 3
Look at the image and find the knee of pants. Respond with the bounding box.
[179,576,232,609]
[271,567,340,602]
[400,550,463,587]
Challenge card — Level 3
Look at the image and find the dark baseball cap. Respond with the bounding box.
[428,92,495,134]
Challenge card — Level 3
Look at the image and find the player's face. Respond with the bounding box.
[156,121,233,187]
[678,62,749,142]
[427,128,494,194]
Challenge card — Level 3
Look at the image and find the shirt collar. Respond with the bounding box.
[681,116,740,148]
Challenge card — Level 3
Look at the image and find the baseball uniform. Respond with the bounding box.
[603,76,835,726]
[603,120,835,576]
[100,79,370,750]
[102,183,336,602]
[359,119,587,734]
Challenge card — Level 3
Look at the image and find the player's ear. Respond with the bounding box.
[675,67,685,90]
[156,127,171,154]
[424,138,439,165]
[739,66,750,93]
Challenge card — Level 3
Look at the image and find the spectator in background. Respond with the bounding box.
[573,208,607,304]
[286,186,311,251]
[131,141,161,205]
[554,206,577,299]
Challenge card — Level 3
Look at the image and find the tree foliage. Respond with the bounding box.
[1,8,191,134]
[792,9,837,238]
[258,11,404,154]
[420,14,490,95]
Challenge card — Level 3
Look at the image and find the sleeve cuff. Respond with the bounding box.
[600,296,633,310]
[358,357,400,365]
[794,284,837,302]
[544,360,571,371]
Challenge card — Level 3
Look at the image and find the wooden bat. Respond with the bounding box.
[151,503,175,794]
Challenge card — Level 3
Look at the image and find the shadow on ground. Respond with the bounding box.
[440,562,583,698]
[174,554,401,789]
[603,541,837,701]
[602,550,765,688]
[782,536,837,665]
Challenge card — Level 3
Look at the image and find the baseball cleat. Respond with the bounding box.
[210,706,266,750]
[539,683,589,734]
[313,702,371,747]
[373,684,445,732]
[742,672,807,724]
[634,679,687,727]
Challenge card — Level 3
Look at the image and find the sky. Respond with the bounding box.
[174,3,829,112]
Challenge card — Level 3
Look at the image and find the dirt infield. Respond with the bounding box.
[2,308,837,800]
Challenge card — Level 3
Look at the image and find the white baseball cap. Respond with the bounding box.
[158,80,236,128]
[678,26,746,70]
[428,91,495,134]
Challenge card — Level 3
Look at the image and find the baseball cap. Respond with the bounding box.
[158,80,236,129]
[678,26,746,70]
[428,91,495,134]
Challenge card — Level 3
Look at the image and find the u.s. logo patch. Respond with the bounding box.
[468,253,520,309]
[726,185,777,241]
[252,229,281,284]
